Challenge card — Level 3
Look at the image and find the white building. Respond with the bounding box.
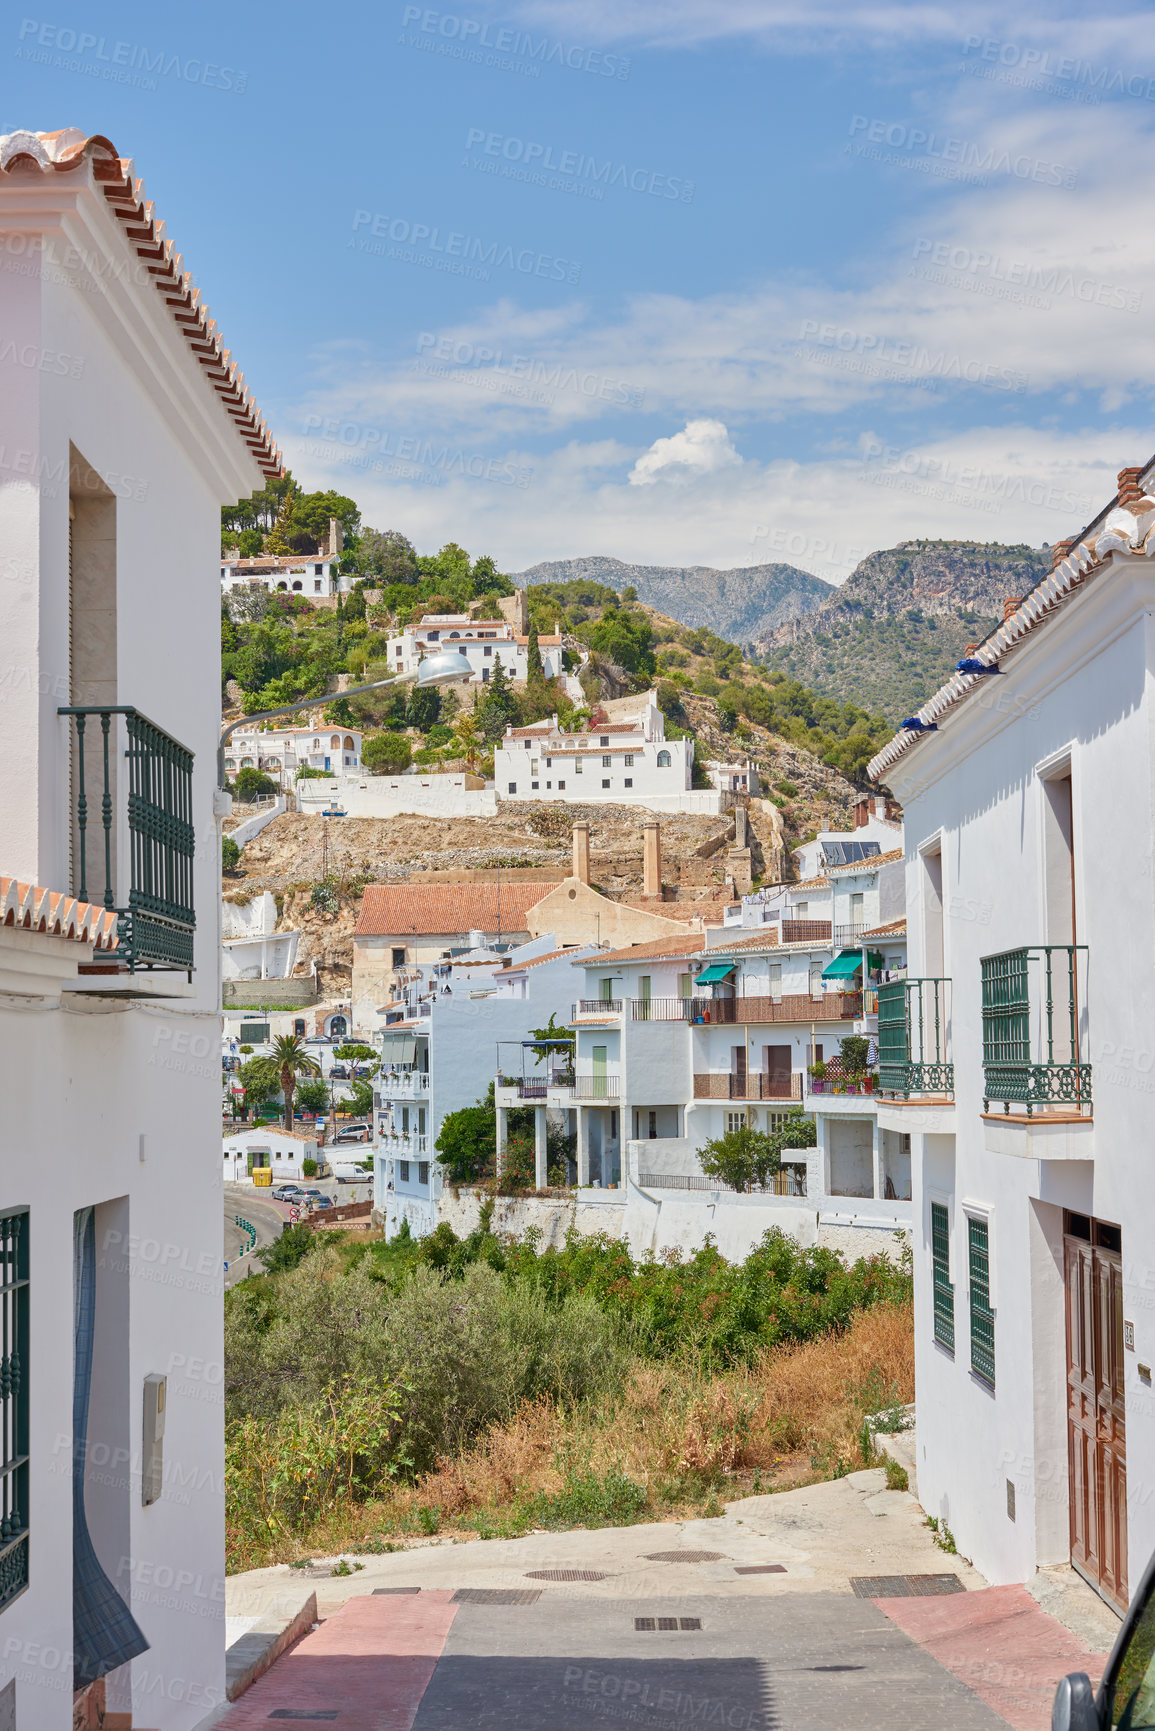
[494,690,703,811]
[0,127,277,1726]
[374,940,596,1237]
[223,722,362,785]
[386,612,564,685]
[704,759,759,795]
[867,461,1155,1616]
[220,525,345,599]
[792,794,903,878]
[221,892,300,983]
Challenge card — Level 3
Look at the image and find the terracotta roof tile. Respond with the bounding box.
[621,900,728,924]
[827,848,904,873]
[355,882,553,937]
[1,130,280,478]
[573,933,707,966]
[862,918,907,937]
[0,876,118,948]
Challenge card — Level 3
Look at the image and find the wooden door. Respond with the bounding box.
[763,1045,792,1099]
[1066,1217,1128,1612]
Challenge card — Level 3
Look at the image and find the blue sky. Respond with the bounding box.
[6,2,1154,581]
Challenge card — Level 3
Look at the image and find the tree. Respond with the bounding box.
[269,1034,321,1132]
[471,554,512,595]
[268,489,360,555]
[475,655,516,744]
[356,528,419,584]
[527,1013,574,1071]
[342,1077,375,1118]
[406,685,441,731]
[231,767,278,804]
[294,1078,330,1116]
[453,712,481,772]
[363,733,413,776]
[222,836,241,873]
[236,1056,280,1114]
[256,1222,316,1275]
[526,621,543,681]
[334,1043,378,1064]
[236,528,263,558]
[697,1124,777,1193]
[435,1103,495,1184]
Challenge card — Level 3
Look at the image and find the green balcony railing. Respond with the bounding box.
[60,707,196,975]
[980,945,1090,1115]
[877,977,953,1099]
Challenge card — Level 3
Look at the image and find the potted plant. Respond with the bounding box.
[864,1071,878,1095]
[808,1059,827,1094]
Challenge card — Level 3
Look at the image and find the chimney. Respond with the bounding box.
[1003,596,1023,621]
[1117,466,1145,509]
[572,821,591,886]
[853,795,868,829]
[327,516,344,558]
[643,821,662,898]
[963,643,979,654]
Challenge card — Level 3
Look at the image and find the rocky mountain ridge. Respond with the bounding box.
[512,555,833,643]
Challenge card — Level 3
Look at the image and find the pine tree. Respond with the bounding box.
[526,620,543,682]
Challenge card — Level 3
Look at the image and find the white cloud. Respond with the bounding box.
[628,418,743,484]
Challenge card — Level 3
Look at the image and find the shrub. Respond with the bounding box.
[839,1035,870,1075]
[256,1222,317,1276]
[363,733,413,775]
[294,1080,330,1116]
[222,836,241,873]
[301,1158,319,1178]
[232,766,278,803]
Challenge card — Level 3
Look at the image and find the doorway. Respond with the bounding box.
[1064,1211,1127,1612]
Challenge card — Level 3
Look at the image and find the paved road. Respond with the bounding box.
[222,1179,375,1286]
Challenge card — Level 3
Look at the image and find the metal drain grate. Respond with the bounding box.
[635,1617,701,1631]
[524,1569,610,1582]
[735,1564,787,1575]
[644,1550,728,1563]
[851,1574,964,1599]
[372,1586,421,1595]
[268,1714,339,1722]
[452,1587,543,1605]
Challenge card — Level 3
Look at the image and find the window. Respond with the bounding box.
[418,1162,429,1185]
[546,782,552,790]
[601,754,612,768]
[809,962,823,1000]
[624,779,633,788]
[524,740,531,750]
[531,781,539,791]
[602,779,610,789]
[624,754,634,767]
[931,1202,955,1352]
[769,962,782,1004]
[648,1111,657,1138]
[656,750,671,768]
[600,736,609,747]
[392,948,406,967]
[968,1216,995,1385]
[0,1210,28,1609]
[922,842,944,976]
[558,781,566,790]
[484,645,492,656]
[314,580,322,592]
[725,1111,744,1133]
[508,783,517,794]
[481,669,489,682]
[575,758,582,774]
[546,757,552,768]
[399,1160,410,1182]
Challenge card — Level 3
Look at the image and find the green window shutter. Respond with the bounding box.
[931,1202,954,1353]
[968,1216,995,1386]
[0,1210,29,1609]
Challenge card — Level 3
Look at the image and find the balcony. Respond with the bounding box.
[496,1068,573,1100]
[60,706,195,975]
[377,1069,429,1097]
[675,992,862,1025]
[573,999,622,1020]
[572,1073,621,1099]
[780,919,831,944]
[693,1071,804,1102]
[877,978,953,1100]
[638,1166,807,1197]
[981,946,1091,1116]
[832,924,867,949]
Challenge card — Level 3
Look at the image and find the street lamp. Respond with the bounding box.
[217,650,468,790]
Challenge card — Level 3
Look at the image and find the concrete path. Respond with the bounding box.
[221,1470,1114,1730]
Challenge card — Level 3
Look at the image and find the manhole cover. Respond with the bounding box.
[644,1550,728,1563]
[525,1569,610,1582]
[452,1587,542,1605]
[635,1617,701,1631]
[735,1564,787,1575]
[372,1586,420,1595]
[851,1574,964,1599]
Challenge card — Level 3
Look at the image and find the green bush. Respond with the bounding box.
[294,1080,330,1116]
[222,836,241,872]
[529,1466,647,1530]
[301,1158,319,1178]
[363,733,413,775]
[232,766,278,803]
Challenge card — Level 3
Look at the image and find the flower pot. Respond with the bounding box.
[810,1080,826,1093]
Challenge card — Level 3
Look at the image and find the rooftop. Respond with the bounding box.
[574,933,707,967]
[1,877,119,948]
[827,848,904,874]
[862,918,907,938]
[355,882,553,937]
[1,130,280,477]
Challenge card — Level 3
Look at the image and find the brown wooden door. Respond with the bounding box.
[763,1045,792,1098]
[1065,1219,1128,1612]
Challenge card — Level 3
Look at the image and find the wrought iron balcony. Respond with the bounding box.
[981,946,1090,1116]
[877,977,954,1100]
[780,919,832,944]
[572,1073,620,1099]
[573,999,622,1018]
[60,707,195,975]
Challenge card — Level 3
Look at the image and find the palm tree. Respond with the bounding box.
[269,1034,322,1132]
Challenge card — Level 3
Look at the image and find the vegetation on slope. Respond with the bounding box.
[224,1214,912,1569]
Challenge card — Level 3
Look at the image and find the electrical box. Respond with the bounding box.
[142,1373,166,1506]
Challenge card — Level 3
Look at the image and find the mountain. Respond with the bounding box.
[511,555,833,643]
[756,540,1052,725]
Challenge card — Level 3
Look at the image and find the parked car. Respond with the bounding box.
[329,1063,348,1080]
[311,1195,335,1210]
[272,1185,305,1202]
[1053,1546,1155,1729]
[332,1123,370,1144]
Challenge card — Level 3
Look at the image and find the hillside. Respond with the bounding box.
[512,555,832,643]
[757,540,1051,723]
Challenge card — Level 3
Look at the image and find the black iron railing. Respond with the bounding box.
[0,1211,28,1612]
[60,707,195,974]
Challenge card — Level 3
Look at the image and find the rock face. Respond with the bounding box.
[511,555,833,643]
[757,540,1051,723]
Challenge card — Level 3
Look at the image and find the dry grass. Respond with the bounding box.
[230,1304,913,1571]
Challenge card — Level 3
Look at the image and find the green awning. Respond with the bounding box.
[380,1033,417,1063]
[821,951,864,980]
[696,963,736,984]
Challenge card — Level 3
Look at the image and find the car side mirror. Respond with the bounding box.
[1053,1674,1098,1731]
